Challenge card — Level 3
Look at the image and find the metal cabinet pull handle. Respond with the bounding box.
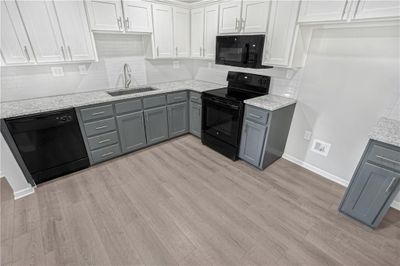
[61,46,66,60]
[101,152,114,158]
[249,113,262,119]
[385,177,398,193]
[125,17,129,29]
[92,111,105,116]
[117,17,123,30]
[95,125,108,130]
[98,139,111,144]
[23,46,30,61]
[241,19,245,32]
[376,155,400,165]
[67,46,72,60]
[174,96,183,100]
[235,18,239,31]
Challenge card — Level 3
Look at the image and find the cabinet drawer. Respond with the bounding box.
[190,92,201,104]
[245,105,269,125]
[80,104,113,122]
[143,95,166,109]
[87,131,119,150]
[84,117,116,137]
[167,91,187,104]
[91,144,121,164]
[115,99,142,114]
[367,143,400,172]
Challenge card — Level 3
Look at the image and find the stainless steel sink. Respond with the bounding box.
[107,87,156,96]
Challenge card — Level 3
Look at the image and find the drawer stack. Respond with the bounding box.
[79,104,121,164]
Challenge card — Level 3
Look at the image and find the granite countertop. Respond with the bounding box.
[0,80,221,119]
[244,94,297,111]
[369,117,400,148]
[0,80,298,119]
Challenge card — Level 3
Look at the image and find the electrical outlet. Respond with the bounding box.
[304,130,312,141]
[51,67,64,77]
[311,139,331,157]
[173,61,180,69]
[78,64,88,75]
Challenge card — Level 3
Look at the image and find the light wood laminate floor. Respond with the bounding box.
[1,135,399,266]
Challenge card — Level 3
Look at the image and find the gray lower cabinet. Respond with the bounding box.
[144,106,169,145]
[339,140,400,228]
[239,104,295,169]
[239,120,267,167]
[116,111,147,153]
[189,102,201,137]
[168,102,188,138]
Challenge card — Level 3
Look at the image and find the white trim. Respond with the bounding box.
[13,186,35,200]
[282,153,400,211]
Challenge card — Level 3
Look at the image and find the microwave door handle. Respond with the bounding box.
[243,43,250,64]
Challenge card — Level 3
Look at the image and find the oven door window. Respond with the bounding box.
[203,99,240,145]
[218,47,243,63]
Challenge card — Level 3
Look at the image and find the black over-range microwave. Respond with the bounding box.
[215,35,271,69]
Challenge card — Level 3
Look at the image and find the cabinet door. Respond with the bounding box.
[219,1,242,34]
[204,5,219,59]
[173,7,190,57]
[264,0,300,66]
[117,111,147,153]
[298,0,349,22]
[241,0,270,33]
[53,0,96,61]
[341,162,400,227]
[123,0,152,32]
[353,0,400,20]
[144,106,169,145]
[16,0,65,63]
[0,0,34,64]
[86,0,123,31]
[152,4,173,58]
[190,102,202,138]
[190,7,204,57]
[168,102,188,138]
[239,120,267,167]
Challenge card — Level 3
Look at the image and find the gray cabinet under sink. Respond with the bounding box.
[144,106,169,145]
[116,111,147,153]
[339,140,400,228]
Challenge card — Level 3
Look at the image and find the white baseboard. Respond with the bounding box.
[14,186,35,200]
[282,153,400,211]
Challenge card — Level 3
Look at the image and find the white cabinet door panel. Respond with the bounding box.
[219,1,242,34]
[86,0,123,31]
[123,0,152,32]
[204,5,219,59]
[298,0,349,22]
[1,1,34,64]
[264,0,300,66]
[191,8,204,57]
[54,0,95,61]
[173,7,190,57]
[153,4,173,58]
[16,0,65,63]
[353,0,400,19]
[241,0,270,33]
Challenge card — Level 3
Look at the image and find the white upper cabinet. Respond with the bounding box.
[352,0,400,20]
[173,7,190,57]
[264,0,300,66]
[241,0,270,33]
[204,5,219,59]
[191,8,204,57]
[298,0,350,22]
[86,0,124,31]
[219,1,242,34]
[152,4,174,58]
[16,0,65,63]
[0,0,34,64]
[123,0,152,32]
[53,0,96,61]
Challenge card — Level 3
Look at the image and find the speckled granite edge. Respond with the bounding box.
[244,94,297,111]
[0,80,222,119]
[369,117,400,148]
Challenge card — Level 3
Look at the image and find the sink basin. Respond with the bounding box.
[108,87,156,96]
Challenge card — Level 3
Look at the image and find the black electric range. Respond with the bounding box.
[201,71,271,160]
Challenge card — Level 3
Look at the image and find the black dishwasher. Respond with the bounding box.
[4,109,89,184]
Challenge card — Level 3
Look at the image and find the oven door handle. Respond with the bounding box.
[205,98,240,110]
